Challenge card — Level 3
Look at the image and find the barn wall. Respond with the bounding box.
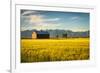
[37,34,49,39]
[32,32,37,39]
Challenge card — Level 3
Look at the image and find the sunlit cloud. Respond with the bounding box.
[29,15,60,23]
[21,10,89,31]
[21,12,61,31]
[30,15,43,24]
[28,14,61,27]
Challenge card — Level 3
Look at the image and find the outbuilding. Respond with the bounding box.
[32,31,49,39]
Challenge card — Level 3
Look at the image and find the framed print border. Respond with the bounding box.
[11,3,96,73]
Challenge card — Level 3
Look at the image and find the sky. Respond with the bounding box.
[21,9,90,32]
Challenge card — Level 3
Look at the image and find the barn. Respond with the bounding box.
[32,31,49,39]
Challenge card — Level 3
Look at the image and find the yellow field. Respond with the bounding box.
[21,38,90,63]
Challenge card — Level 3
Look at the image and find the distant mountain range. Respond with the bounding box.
[21,29,89,39]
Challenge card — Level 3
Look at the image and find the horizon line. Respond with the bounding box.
[21,29,89,32]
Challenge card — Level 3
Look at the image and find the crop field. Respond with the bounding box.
[21,38,90,63]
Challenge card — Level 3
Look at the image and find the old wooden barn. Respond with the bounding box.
[32,31,49,39]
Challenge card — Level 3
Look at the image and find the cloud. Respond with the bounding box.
[29,14,60,26]
[21,10,61,30]
[21,10,40,16]
[44,18,60,22]
[29,15,60,23]
[30,15,43,24]
[70,16,80,20]
[31,22,61,30]
[69,16,81,24]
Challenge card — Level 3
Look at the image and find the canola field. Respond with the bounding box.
[21,38,90,63]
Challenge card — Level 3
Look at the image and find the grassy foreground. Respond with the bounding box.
[21,38,90,63]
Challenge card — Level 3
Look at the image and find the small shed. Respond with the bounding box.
[32,31,49,39]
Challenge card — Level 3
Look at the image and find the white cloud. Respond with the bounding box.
[31,23,61,30]
[29,14,60,26]
[22,10,39,16]
[70,16,80,20]
[21,11,61,30]
[29,15,60,23]
[44,18,60,22]
[30,15,43,24]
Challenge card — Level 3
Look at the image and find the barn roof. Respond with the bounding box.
[35,31,49,34]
